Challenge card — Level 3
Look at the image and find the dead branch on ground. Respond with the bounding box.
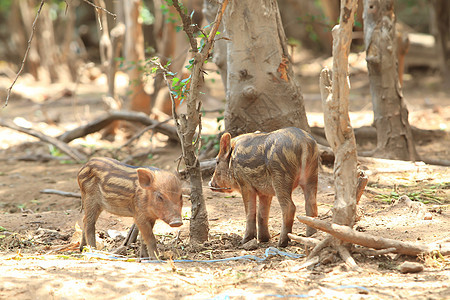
[0,118,86,162]
[57,110,179,143]
[293,215,450,256]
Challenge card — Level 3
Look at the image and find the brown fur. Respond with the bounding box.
[209,127,319,247]
[78,157,183,259]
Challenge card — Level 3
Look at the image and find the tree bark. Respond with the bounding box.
[170,0,229,243]
[431,0,450,85]
[18,0,40,80]
[363,0,417,161]
[296,216,450,256]
[203,0,228,89]
[222,0,310,137]
[320,0,359,227]
[123,0,152,114]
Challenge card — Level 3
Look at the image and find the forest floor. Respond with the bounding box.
[0,52,449,299]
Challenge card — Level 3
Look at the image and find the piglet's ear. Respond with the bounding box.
[137,168,154,189]
[218,133,232,159]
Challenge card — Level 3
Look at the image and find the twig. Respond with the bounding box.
[2,0,45,109]
[117,118,171,150]
[40,189,81,198]
[171,1,198,53]
[81,0,116,19]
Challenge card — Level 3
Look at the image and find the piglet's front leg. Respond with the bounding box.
[135,218,158,260]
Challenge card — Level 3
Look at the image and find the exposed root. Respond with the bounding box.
[337,244,361,271]
[297,215,450,256]
[287,233,320,248]
[308,235,332,259]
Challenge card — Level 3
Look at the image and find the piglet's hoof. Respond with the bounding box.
[242,238,258,250]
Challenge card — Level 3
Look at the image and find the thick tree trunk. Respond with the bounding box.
[222,0,310,136]
[363,0,417,161]
[123,0,152,114]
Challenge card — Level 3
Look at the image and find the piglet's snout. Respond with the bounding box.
[169,219,183,227]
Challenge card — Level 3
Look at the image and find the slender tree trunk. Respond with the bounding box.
[169,0,229,243]
[18,0,40,80]
[431,0,450,85]
[123,0,152,114]
[222,0,310,137]
[94,0,113,70]
[363,0,417,161]
[320,1,359,228]
[38,4,59,83]
[61,0,78,81]
[203,0,228,90]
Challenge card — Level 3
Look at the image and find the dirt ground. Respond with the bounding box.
[0,53,449,299]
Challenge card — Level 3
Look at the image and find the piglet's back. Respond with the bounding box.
[77,157,140,201]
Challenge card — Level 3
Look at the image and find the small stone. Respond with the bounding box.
[424,213,433,220]
[242,238,258,250]
[399,261,424,273]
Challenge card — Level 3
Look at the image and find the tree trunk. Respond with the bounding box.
[222,0,310,137]
[363,0,417,161]
[431,0,450,85]
[203,0,228,89]
[38,3,60,83]
[169,0,229,243]
[18,0,40,80]
[320,1,359,228]
[94,0,113,70]
[123,0,152,114]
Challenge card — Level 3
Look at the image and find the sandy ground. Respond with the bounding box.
[0,56,449,299]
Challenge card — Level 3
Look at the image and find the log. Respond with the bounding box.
[296,215,450,256]
[311,126,448,146]
[179,159,216,178]
[57,110,179,143]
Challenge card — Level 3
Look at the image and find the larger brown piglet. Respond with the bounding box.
[209,127,319,247]
[77,157,183,259]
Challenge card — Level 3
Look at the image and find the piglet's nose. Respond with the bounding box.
[169,219,183,227]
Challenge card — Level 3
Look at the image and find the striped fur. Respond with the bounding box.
[77,157,183,259]
[210,127,319,247]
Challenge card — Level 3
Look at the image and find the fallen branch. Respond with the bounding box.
[0,118,86,162]
[179,159,216,179]
[40,189,81,198]
[311,126,448,147]
[296,215,450,256]
[0,153,70,162]
[353,247,397,256]
[57,110,179,143]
